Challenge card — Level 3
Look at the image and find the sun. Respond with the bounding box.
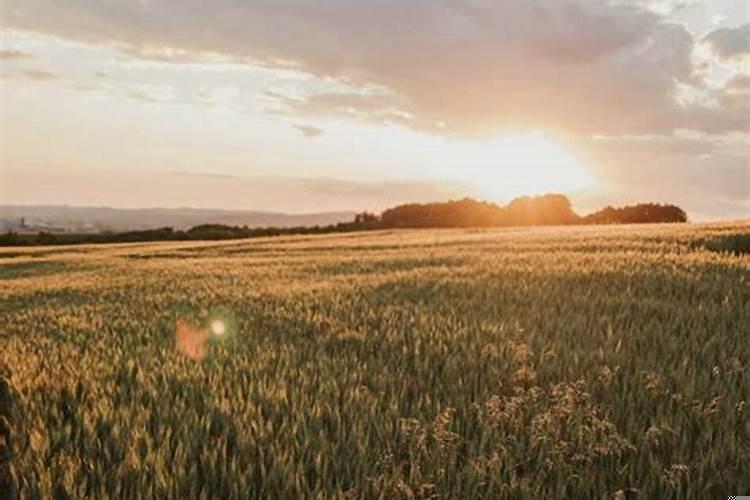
[458,131,597,201]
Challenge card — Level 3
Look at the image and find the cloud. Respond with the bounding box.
[711,13,728,27]
[574,132,750,220]
[718,73,750,111]
[273,90,412,128]
[68,79,177,103]
[610,0,703,15]
[2,0,744,136]
[703,23,750,60]
[294,124,324,138]
[0,49,32,59]
[585,130,750,160]
[164,170,244,180]
[19,69,58,81]
[125,84,176,103]
[725,73,750,90]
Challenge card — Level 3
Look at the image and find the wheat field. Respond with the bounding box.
[1,223,748,498]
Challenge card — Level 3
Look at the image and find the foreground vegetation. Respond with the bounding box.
[1,223,747,498]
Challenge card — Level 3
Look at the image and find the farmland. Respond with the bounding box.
[1,223,748,498]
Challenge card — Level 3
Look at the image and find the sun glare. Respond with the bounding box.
[459,132,597,201]
[210,319,227,336]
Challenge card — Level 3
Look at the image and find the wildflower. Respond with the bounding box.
[663,464,689,489]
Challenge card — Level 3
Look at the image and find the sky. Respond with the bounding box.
[0,0,748,219]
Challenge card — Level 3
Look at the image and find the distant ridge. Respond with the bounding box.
[1,194,690,247]
[0,205,356,232]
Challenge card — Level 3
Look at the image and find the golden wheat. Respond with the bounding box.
[1,223,748,498]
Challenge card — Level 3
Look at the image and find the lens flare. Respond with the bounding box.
[175,307,235,361]
[210,319,226,336]
[175,320,209,361]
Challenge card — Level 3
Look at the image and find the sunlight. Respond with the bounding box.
[458,132,597,201]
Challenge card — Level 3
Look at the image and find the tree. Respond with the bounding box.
[582,203,687,224]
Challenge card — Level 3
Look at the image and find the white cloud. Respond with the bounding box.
[0,49,32,59]
[1,68,58,81]
[294,124,324,138]
[2,0,745,136]
[610,0,703,15]
[711,13,728,26]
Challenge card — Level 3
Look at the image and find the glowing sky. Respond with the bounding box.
[1,0,748,219]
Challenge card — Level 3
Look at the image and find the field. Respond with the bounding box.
[1,223,748,498]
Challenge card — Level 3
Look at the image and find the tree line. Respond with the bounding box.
[581,203,688,224]
[375,195,686,228]
[0,194,687,246]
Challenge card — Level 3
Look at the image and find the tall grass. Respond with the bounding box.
[1,223,748,498]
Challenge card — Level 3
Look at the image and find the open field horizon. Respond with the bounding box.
[3,0,749,497]
[1,223,748,498]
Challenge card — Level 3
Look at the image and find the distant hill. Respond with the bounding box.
[0,195,689,247]
[0,205,356,232]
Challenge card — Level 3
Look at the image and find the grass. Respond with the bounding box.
[702,233,750,256]
[0,223,748,498]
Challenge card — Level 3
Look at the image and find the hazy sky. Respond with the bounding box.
[1,0,748,219]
